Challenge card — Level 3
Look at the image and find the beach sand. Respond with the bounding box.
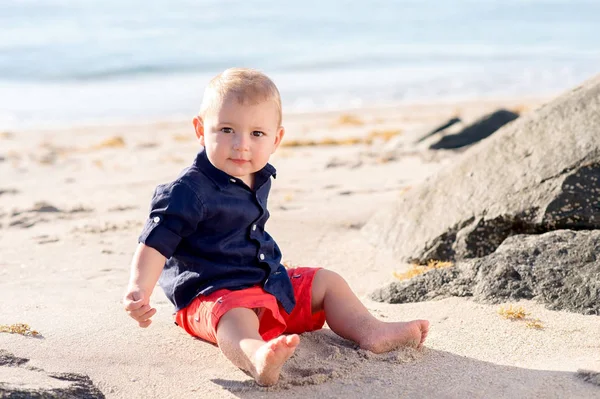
[1,97,599,398]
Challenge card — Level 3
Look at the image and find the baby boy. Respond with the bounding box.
[124,68,429,386]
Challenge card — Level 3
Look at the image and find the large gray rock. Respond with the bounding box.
[363,75,600,264]
[370,230,600,315]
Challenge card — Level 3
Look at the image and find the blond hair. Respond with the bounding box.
[199,68,282,126]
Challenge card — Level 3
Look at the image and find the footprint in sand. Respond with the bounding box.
[136,142,159,149]
[278,330,423,388]
[276,331,362,387]
[277,205,303,211]
[9,215,47,229]
[0,188,19,196]
[340,221,365,230]
[33,235,60,245]
[107,205,138,212]
[325,158,363,169]
[71,220,142,235]
[7,201,93,229]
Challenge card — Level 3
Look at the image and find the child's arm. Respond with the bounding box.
[123,243,166,328]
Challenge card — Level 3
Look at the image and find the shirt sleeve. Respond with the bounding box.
[138,181,205,259]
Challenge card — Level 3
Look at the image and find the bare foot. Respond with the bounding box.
[251,334,300,386]
[359,320,429,354]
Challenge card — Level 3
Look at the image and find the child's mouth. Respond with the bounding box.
[230,159,249,165]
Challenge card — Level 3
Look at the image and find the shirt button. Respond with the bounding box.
[259,253,265,260]
[153,216,160,223]
[252,224,257,231]
[229,178,236,183]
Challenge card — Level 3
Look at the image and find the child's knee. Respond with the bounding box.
[216,307,260,336]
[311,269,346,309]
[314,269,346,288]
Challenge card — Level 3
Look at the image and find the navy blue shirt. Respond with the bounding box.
[138,149,296,314]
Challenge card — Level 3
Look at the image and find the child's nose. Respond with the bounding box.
[233,133,250,151]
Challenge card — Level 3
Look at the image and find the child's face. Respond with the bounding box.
[193,95,284,187]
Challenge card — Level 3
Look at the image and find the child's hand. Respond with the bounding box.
[123,288,157,328]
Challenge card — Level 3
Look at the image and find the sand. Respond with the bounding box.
[1,96,599,398]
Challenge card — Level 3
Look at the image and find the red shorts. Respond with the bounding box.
[175,267,326,343]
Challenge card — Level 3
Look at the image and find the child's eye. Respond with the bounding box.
[252,131,264,137]
[220,127,233,134]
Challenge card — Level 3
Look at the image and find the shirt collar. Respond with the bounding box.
[194,149,277,190]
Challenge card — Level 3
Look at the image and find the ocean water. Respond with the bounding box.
[1,0,599,129]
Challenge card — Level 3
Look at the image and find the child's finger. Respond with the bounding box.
[127,304,152,319]
[123,299,144,312]
[138,307,157,322]
[130,306,156,323]
[138,319,152,328]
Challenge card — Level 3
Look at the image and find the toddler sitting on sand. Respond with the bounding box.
[123,67,429,386]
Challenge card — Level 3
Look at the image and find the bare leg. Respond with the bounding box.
[311,269,429,353]
[216,307,300,386]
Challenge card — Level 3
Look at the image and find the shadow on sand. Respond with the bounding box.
[210,329,597,399]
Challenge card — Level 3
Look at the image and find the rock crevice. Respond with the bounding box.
[371,230,600,315]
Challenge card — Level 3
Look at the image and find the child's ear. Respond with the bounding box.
[272,126,285,153]
[192,116,205,146]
